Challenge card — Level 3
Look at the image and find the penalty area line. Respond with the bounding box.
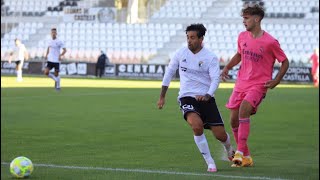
[1,162,289,180]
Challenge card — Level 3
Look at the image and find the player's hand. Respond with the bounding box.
[264,80,280,89]
[59,55,62,61]
[157,97,165,109]
[220,67,230,82]
[195,94,211,101]
[45,55,48,60]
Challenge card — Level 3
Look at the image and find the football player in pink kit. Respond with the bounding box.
[220,4,289,167]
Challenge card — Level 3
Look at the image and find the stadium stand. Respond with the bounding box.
[1,0,319,65]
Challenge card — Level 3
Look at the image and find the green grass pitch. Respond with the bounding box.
[1,76,319,180]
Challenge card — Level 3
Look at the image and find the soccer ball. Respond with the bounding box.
[10,156,34,178]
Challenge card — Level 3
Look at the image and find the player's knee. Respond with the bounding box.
[191,126,203,135]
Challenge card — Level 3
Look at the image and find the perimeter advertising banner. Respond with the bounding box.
[0,61,313,83]
[114,64,168,78]
[1,61,90,76]
[225,65,313,82]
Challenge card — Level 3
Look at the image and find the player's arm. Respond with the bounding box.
[264,59,289,89]
[158,86,168,109]
[8,51,13,63]
[220,52,241,81]
[24,48,29,60]
[157,67,177,109]
[157,53,179,109]
[45,47,49,60]
[59,48,67,60]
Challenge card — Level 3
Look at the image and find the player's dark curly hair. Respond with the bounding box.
[241,3,265,19]
[185,24,207,38]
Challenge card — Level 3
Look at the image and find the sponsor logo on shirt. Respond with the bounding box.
[242,49,263,62]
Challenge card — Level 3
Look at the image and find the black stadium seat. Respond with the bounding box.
[284,13,290,18]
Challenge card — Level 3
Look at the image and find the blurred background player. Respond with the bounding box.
[44,28,66,90]
[157,24,234,173]
[8,38,29,82]
[309,48,319,87]
[221,4,289,167]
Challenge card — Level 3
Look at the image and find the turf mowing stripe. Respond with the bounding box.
[1,91,131,100]
[1,162,289,180]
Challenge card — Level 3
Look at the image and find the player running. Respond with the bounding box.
[221,4,289,167]
[158,24,235,172]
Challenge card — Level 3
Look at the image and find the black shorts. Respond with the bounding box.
[15,60,22,66]
[179,96,224,129]
[46,61,60,72]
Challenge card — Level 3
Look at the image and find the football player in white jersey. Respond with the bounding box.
[9,38,29,82]
[44,28,66,90]
[157,24,234,172]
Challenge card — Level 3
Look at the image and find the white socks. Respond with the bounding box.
[48,74,60,88]
[48,73,57,81]
[16,70,22,81]
[56,76,60,88]
[194,134,215,165]
[220,133,232,150]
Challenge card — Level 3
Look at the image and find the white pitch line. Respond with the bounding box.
[1,162,289,180]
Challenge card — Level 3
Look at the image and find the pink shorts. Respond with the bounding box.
[226,90,266,114]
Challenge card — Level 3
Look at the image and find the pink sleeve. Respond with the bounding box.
[272,40,287,63]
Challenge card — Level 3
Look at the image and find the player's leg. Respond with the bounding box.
[186,112,217,172]
[95,65,99,77]
[54,70,60,90]
[226,91,242,147]
[316,70,319,87]
[226,90,251,166]
[230,109,239,145]
[229,108,252,167]
[205,97,234,161]
[15,61,23,82]
[180,97,217,172]
[100,67,105,77]
[234,91,265,167]
[313,69,319,87]
[209,126,234,161]
[232,100,253,166]
[45,62,57,82]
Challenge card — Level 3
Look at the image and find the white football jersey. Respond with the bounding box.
[162,46,220,99]
[47,38,65,63]
[13,43,27,61]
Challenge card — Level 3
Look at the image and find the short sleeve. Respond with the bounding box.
[272,40,287,63]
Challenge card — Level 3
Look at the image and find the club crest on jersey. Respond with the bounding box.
[182,59,187,63]
[181,67,187,72]
[198,61,203,67]
[259,47,264,53]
